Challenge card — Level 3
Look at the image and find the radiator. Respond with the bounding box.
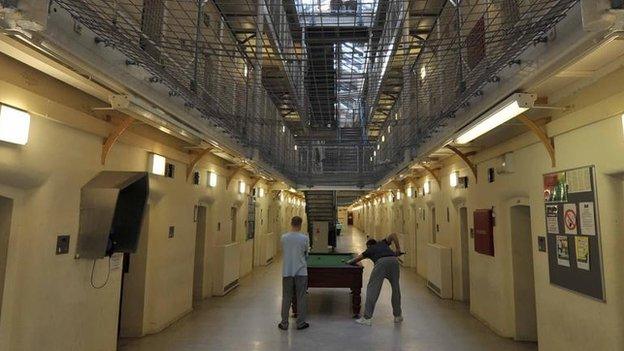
[426,243,453,299]
[213,242,240,296]
[261,232,276,266]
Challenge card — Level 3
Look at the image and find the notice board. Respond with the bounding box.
[543,166,604,300]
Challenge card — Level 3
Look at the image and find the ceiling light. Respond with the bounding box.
[387,125,391,133]
[294,145,298,151]
[420,67,426,79]
[244,64,248,77]
[282,125,286,133]
[259,188,265,197]
[238,180,246,194]
[0,104,31,145]
[149,154,166,176]
[381,135,386,143]
[369,156,373,162]
[450,171,459,188]
[373,151,377,157]
[406,187,413,197]
[208,171,218,187]
[397,192,401,200]
[455,93,536,144]
[377,144,380,150]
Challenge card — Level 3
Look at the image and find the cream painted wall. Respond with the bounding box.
[0,72,290,350]
[352,68,624,350]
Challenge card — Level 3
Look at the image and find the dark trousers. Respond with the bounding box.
[363,257,402,319]
[281,276,308,327]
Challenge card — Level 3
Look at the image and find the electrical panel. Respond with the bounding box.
[474,209,494,256]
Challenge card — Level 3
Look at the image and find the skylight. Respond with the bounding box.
[294,0,379,27]
[336,41,368,127]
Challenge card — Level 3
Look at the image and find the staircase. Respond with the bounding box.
[304,191,337,248]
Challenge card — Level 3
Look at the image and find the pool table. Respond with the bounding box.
[293,252,363,318]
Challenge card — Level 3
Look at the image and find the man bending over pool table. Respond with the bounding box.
[348,233,403,326]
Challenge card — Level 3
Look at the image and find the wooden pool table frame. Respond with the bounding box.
[293,253,364,318]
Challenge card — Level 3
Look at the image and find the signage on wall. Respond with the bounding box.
[543,166,604,301]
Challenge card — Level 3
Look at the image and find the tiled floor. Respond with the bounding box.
[118,227,537,351]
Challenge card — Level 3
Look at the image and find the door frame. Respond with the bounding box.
[507,197,538,342]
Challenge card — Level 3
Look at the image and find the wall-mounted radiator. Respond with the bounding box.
[213,242,241,296]
[426,243,453,299]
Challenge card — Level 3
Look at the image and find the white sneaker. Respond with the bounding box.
[355,317,372,326]
[394,316,403,323]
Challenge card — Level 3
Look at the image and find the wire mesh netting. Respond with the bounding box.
[53,0,578,185]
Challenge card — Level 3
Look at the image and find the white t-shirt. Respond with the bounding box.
[281,232,309,277]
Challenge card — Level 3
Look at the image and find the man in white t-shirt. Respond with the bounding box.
[278,216,310,330]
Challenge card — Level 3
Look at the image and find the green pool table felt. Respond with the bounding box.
[307,253,354,267]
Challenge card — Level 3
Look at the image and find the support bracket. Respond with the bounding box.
[420,163,442,188]
[249,176,261,192]
[446,145,478,182]
[226,166,245,190]
[101,116,134,165]
[517,114,556,167]
[186,147,214,180]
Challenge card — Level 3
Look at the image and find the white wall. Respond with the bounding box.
[352,65,624,350]
[0,54,303,351]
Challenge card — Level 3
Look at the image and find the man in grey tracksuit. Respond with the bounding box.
[278,216,310,330]
[348,233,403,326]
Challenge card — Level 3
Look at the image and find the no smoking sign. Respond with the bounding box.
[563,204,577,234]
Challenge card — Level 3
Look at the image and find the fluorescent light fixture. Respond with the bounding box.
[387,125,391,133]
[238,180,246,194]
[377,144,380,150]
[455,93,536,144]
[244,64,248,77]
[282,125,286,133]
[370,156,373,162]
[420,66,426,79]
[406,187,413,197]
[450,171,459,188]
[208,171,218,187]
[279,192,284,202]
[373,151,377,157]
[423,180,431,195]
[0,104,31,145]
[395,113,399,120]
[150,154,166,175]
[381,135,386,143]
[294,145,298,151]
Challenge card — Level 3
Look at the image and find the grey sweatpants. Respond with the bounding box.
[281,276,308,327]
[363,256,402,319]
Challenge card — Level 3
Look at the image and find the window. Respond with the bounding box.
[140,0,165,59]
